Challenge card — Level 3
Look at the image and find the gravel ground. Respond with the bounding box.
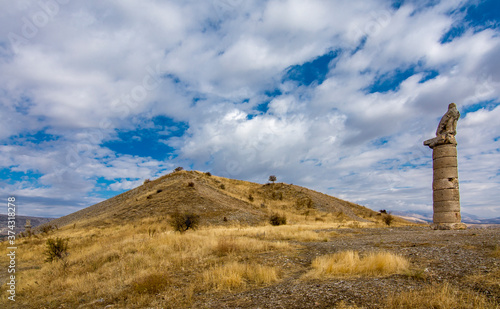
[193,225,500,309]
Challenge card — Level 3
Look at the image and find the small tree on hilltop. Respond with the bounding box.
[268,175,277,184]
[174,167,184,172]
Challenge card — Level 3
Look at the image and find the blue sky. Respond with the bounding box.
[1,0,499,218]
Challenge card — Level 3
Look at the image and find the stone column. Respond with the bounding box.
[432,144,463,227]
[424,103,466,230]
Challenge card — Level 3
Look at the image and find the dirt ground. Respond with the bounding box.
[192,225,500,309]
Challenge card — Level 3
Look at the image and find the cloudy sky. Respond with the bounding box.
[1,0,499,219]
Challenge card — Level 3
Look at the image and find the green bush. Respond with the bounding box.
[45,237,69,262]
[269,213,287,226]
[169,212,200,233]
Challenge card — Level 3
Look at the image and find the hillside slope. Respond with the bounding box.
[39,170,387,229]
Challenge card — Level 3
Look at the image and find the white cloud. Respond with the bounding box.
[0,0,499,218]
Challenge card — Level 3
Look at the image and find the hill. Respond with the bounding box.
[0,214,52,239]
[38,170,395,230]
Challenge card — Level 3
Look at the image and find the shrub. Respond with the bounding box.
[187,181,195,187]
[205,172,212,176]
[132,273,169,294]
[174,166,184,172]
[143,179,150,184]
[156,189,163,193]
[383,213,395,226]
[169,212,200,233]
[269,213,287,226]
[248,194,254,202]
[45,237,69,262]
[268,175,277,184]
[220,184,226,190]
[40,224,56,234]
[309,250,409,277]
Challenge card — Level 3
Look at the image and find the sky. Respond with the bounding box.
[0,0,499,219]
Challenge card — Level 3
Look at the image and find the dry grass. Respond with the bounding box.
[385,283,498,309]
[0,219,299,308]
[202,261,279,291]
[307,250,410,278]
[492,245,500,258]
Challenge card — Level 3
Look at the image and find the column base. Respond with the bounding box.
[430,222,467,230]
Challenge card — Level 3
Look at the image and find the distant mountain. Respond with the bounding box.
[0,214,52,238]
[37,170,392,230]
[392,210,500,224]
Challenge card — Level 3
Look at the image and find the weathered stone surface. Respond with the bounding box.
[424,103,460,149]
[433,189,460,202]
[433,211,461,223]
[424,103,463,230]
[432,144,457,159]
[433,156,458,169]
[433,167,459,180]
[430,222,467,230]
[433,178,459,190]
[433,201,461,212]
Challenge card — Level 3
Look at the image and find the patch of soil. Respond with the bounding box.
[192,226,500,308]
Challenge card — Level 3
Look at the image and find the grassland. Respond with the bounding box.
[1,171,497,308]
[1,218,499,308]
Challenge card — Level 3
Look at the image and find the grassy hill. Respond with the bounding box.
[0,215,52,239]
[0,171,433,308]
[38,170,396,230]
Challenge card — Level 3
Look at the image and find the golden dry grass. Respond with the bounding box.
[0,218,302,308]
[306,250,410,278]
[202,261,279,291]
[492,245,500,258]
[385,283,498,309]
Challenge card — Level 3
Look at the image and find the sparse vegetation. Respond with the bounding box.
[174,166,184,172]
[169,212,200,233]
[2,170,495,309]
[491,245,500,258]
[269,175,277,184]
[220,183,226,190]
[269,213,287,226]
[382,213,395,226]
[205,171,212,176]
[202,262,279,291]
[385,283,497,309]
[248,194,254,202]
[188,181,195,187]
[308,250,409,278]
[132,273,170,294]
[44,237,69,262]
[1,217,497,308]
[40,224,57,234]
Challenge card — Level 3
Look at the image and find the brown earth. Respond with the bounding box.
[36,170,387,230]
[193,226,500,309]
